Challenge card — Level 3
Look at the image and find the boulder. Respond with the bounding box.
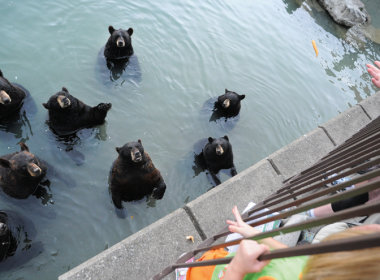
[318,0,370,27]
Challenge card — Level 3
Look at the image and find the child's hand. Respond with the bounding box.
[227,206,261,238]
[224,240,270,280]
[367,61,380,88]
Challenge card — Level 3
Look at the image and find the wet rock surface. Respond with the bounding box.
[317,0,369,27]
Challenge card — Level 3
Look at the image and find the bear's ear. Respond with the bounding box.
[223,135,229,141]
[42,103,49,109]
[115,147,121,154]
[208,137,214,143]
[62,87,69,93]
[0,158,11,169]
[127,28,133,36]
[20,142,29,152]
[0,69,3,77]
[138,139,142,144]
[225,88,228,94]
[239,94,246,100]
[109,26,115,35]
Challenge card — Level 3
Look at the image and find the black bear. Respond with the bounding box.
[109,139,166,209]
[104,26,134,59]
[0,210,43,269]
[98,26,141,84]
[0,69,26,119]
[0,143,47,199]
[0,70,38,145]
[217,89,245,117]
[203,135,237,186]
[43,87,112,135]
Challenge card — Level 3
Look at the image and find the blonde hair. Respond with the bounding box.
[301,229,380,280]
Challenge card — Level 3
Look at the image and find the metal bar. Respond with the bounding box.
[171,233,380,269]
[255,158,380,216]
[322,128,380,158]
[287,139,380,185]
[213,172,380,239]
[194,199,380,254]
[265,155,380,205]
[278,142,380,194]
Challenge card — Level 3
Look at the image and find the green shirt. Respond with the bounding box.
[211,253,308,280]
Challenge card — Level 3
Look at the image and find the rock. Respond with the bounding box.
[317,0,370,27]
[345,24,367,48]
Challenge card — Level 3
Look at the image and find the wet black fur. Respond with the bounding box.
[43,87,112,135]
[216,89,245,117]
[0,70,26,119]
[110,140,166,209]
[0,144,47,199]
[203,135,237,185]
[104,26,134,60]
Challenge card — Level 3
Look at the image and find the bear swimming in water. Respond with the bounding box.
[202,135,237,186]
[109,139,166,209]
[43,87,112,135]
[0,69,26,119]
[98,26,141,84]
[0,143,47,199]
[216,89,245,117]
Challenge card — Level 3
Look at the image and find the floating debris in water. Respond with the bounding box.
[312,40,318,57]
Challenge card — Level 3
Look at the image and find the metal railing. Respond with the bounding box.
[149,115,380,280]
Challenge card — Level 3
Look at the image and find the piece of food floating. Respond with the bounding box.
[312,40,318,57]
[186,236,194,243]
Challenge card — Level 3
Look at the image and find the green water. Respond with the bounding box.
[0,0,379,279]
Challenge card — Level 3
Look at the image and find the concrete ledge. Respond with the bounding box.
[360,90,380,120]
[59,208,201,280]
[186,159,283,238]
[320,104,371,145]
[268,127,335,181]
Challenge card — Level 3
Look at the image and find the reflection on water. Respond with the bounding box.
[0,211,43,272]
[97,46,142,86]
[45,123,108,165]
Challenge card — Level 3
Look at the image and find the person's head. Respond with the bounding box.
[301,225,380,280]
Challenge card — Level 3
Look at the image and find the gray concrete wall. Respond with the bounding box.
[59,91,380,280]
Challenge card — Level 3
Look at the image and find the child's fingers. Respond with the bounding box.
[232,206,244,224]
[227,220,238,226]
[367,61,380,73]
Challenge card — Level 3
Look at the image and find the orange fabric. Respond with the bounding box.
[186,248,229,280]
[257,276,277,280]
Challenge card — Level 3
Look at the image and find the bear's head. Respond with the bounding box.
[42,87,74,112]
[0,69,14,106]
[116,139,144,163]
[207,135,230,156]
[218,89,245,109]
[108,26,133,49]
[0,143,46,178]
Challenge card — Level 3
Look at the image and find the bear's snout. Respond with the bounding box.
[57,95,71,108]
[0,90,11,105]
[222,99,230,108]
[131,149,142,162]
[27,163,42,177]
[216,145,224,155]
[117,37,125,47]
